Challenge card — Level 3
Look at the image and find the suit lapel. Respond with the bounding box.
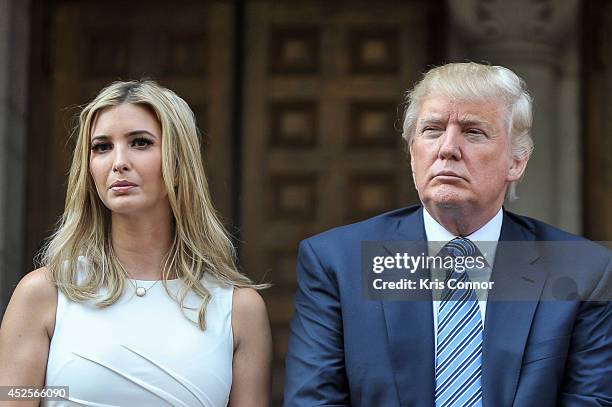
[380,207,436,407]
[379,208,548,406]
[482,211,546,406]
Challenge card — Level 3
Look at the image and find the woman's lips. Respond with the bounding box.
[109,180,137,193]
[110,185,136,193]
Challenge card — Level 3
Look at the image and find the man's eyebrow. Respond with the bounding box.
[457,117,492,128]
[417,115,446,125]
[90,130,158,142]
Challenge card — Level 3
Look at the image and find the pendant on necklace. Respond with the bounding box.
[136,287,146,297]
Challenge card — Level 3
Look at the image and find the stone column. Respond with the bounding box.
[0,0,30,318]
[447,0,581,233]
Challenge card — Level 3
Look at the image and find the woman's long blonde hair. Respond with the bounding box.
[39,80,258,329]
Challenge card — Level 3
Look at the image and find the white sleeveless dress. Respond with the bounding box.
[44,259,234,407]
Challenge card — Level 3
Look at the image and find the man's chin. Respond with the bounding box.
[422,188,468,208]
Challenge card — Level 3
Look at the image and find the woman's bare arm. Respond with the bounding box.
[229,288,272,407]
[0,268,57,406]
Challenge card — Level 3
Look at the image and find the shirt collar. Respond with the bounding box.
[423,206,503,242]
[423,206,503,262]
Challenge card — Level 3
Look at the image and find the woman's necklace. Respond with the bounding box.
[131,279,161,297]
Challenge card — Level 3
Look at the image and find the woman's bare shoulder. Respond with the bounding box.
[232,288,267,317]
[0,268,57,385]
[16,267,57,300]
[8,267,57,336]
[231,288,270,347]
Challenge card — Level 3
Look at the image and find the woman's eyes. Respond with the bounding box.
[90,138,153,152]
[91,142,111,152]
[131,137,154,148]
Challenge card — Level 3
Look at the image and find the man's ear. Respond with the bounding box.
[409,139,415,172]
[507,155,529,182]
[409,140,419,190]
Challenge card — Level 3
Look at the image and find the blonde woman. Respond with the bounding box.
[0,81,272,406]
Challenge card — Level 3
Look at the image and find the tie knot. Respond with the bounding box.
[440,237,479,258]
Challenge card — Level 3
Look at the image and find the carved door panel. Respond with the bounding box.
[240,1,440,403]
[27,1,234,265]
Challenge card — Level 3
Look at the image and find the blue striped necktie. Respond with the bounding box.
[435,237,483,407]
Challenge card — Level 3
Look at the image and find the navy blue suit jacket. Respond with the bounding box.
[284,205,611,406]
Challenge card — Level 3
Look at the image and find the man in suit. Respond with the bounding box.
[284,62,611,406]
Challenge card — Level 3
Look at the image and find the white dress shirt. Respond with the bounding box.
[423,207,503,352]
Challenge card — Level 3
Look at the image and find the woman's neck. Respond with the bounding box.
[110,211,173,280]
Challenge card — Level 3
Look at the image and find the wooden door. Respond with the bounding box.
[240,1,442,402]
[26,0,235,267]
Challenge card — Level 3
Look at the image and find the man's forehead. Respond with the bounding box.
[417,95,507,122]
[417,112,493,123]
